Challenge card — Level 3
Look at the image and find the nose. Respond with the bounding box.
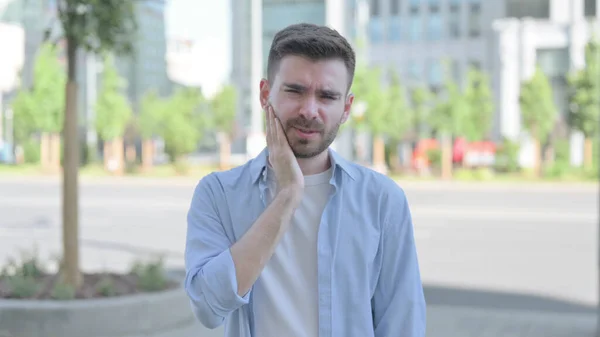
[298,96,318,120]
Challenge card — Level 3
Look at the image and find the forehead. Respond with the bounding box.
[274,55,348,91]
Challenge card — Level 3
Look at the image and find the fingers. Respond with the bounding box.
[265,104,272,148]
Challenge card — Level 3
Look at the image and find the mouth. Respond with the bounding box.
[293,127,320,138]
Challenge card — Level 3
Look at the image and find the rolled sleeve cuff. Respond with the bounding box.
[199,248,250,316]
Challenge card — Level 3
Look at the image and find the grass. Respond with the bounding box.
[0,163,218,179]
[389,167,598,184]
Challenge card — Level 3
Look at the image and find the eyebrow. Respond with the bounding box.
[283,83,342,98]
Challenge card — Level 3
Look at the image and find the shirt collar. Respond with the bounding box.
[249,147,357,185]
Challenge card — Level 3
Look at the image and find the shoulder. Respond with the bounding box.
[344,161,408,203]
[192,158,257,197]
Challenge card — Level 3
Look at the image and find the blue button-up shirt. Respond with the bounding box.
[184,148,426,337]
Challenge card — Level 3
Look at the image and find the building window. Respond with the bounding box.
[389,16,402,42]
[585,0,597,17]
[506,0,550,19]
[451,59,461,84]
[448,3,460,38]
[408,16,422,41]
[468,60,481,70]
[369,18,384,43]
[427,12,442,40]
[370,0,380,17]
[390,0,401,15]
[428,59,443,86]
[409,0,420,13]
[407,60,423,80]
[468,0,481,37]
[428,0,439,12]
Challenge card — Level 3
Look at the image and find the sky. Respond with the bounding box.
[165,0,232,97]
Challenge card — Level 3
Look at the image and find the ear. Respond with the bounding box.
[340,92,354,124]
[259,78,270,109]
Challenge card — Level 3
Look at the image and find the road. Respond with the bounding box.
[0,176,597,336]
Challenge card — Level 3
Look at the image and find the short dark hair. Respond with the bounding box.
[267,23,356,91]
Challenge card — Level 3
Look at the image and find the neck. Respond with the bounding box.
[297,149,331,176]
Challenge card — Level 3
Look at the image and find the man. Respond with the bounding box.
[184,23,426,337]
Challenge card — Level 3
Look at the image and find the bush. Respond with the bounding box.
[494,137,520,173]
[130,257,168,292]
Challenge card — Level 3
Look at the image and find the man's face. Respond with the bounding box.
[260,55,354,158]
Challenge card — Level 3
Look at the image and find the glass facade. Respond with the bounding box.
[427,12,443,41]
[388,16,402,42]
[408,16,422,41]
[262,0,326,72]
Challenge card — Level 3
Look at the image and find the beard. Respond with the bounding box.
[283,115,343,159]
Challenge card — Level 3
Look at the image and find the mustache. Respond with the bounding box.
[286,117,324,131]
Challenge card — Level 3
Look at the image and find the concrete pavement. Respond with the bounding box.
[0,177,597,336]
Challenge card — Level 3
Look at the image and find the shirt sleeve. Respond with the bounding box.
[184,174,250,329]
[372,186,427,337]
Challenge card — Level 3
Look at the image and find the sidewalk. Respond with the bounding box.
[149,305,596,337]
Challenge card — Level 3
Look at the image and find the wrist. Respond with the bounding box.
[276,186,303,206]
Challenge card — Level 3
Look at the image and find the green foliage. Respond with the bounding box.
[94,54,133,141]
[494,137,520,173]
[130,257,168,292]
[51,281,76,300]
[138,90,166,139]
[95,275,117,297]
[567,38,600,138]
[519,66,557,142]
[161,88,207,162]
[1,249,45,298]
[429,65,470,136]
[410,87,433,139]
[11,43,65,142]
[426,148,442,168]
[57,0,137,56]
[22,138,41,164]
[6,275,40,298]
[383,69,413,141]
[210,84,237,135]
[350,65,383,131]
[463,68,495,141]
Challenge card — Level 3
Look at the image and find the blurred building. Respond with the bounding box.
[366,0,599,167]
[116,0,172,110]
[166,38,203,89]
[231,0,356,160]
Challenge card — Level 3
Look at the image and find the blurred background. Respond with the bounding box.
[0,0,598,337]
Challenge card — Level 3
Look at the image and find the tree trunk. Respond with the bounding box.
[441,133,453,180]
[142,138,154,173]
[533,138,542,177]
[584,138,593,169]
[219,132,231,171]
[50,132,61,172]
[372,135,387,174]
[113,136,124,175]
[40,132,50,171]
[103,138,124,175]
[62,35,81,289]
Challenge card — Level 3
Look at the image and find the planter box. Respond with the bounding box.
[0,270,195,337]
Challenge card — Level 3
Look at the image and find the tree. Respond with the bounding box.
[463,67,494,142]
[567,37,600,169]
[94,54,132,175]
[160,87,206,164]
[381,69,413,170]
[11,43,65,170]
[55,0,137,288]
[138,90,166,172]
[409,86,432,141]
[429,69,470,178]
[519,66,558,176]
[210,84,237,171]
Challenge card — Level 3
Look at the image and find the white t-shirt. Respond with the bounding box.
[253,165,333,337]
